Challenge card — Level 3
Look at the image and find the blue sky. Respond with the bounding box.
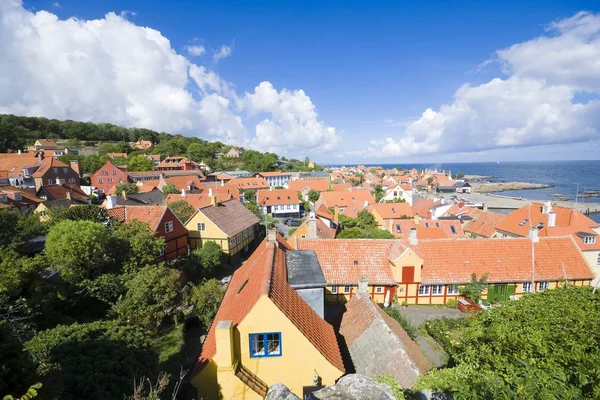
[5,0,600,162]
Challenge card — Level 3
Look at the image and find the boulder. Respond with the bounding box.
[265,383,301,400]
[309,374,396,400]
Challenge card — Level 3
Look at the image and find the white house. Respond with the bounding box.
[259,172,293,189]
[380,184,413,205]
[257,188,301,218]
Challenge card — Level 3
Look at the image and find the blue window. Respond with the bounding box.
[249,332,281,357]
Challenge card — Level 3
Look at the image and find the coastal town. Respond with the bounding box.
[1,126,599,399]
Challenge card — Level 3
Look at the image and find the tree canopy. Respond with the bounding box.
[168,200,195,224]
[127,155,154,171]
[417,285,600,399]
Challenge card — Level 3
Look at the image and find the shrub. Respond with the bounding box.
[446,298,458,309]
[375,375,405,400]
[424,317,470,358]
[381,306,417,340]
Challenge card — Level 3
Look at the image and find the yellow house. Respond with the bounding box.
[191,232,345,399]
[185,198,260,264]
[297,235,593,306]
[34,199,79,222]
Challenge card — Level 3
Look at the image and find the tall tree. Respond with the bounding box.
[168,201,195,223]
[127,156,154,172]
[188,279,225,329]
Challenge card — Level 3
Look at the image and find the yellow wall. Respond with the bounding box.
[581,250,600,286]
[192,295,343,399]
[186,211,257,257]
[34,203,50,222]
[324,285,388,304]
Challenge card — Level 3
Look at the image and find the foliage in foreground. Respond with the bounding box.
[416,286,600,399]
[423,317,470,359]
[375,375,405,400]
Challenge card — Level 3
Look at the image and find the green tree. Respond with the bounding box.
[417,286,600,399]
[0,318,37,397]
[161,183,179,195]
[244,200,261,217]
[188,279,225,329]
[372,185,385,202]
[198,242,224,278]
[455,172,465,180]
[243,189,256,203]
[337,227,394,239]
[307,190,321,203]
[355,209,377,228]
[459,272,489,303]
[127,155,154,172]
[0,210,21,249]
[115,182,139,196]
[112,266,180,330]
[0,251,45,297]
[44,220,109,284]
[168,200,195,223]
[24,321,158,400]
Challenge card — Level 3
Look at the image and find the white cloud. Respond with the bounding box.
[213,45,232,61]
[374,11,600,157]
[185,44,205,57]
[0,1,337,156]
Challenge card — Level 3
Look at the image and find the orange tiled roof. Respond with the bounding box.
[463,211,506,238]
[257,189,299,206]
[201,183,240,199]
[411,198,438,217]
[164,193,232,209]
[319,190,375,208]
[389,219,463,239]
[107,152,128,159]
[31,157,70,178]
[227,177,270,190]
[316,203,334,219]
[368,203,414,219]
[0,170,7,180]
[410,236,594,284]
[288,218,337,246]
[258,171,292,177]
[163,175,203,191]
[38,184,88,202]
[106,205,167,231]
[297,239,398,285]
[194,236,344,377]
[35,139,57,147]
[0,186,43,207]
[444,203,481,218]
[288,179,330,192]
[341,199,367,218]
[0,156,41,178]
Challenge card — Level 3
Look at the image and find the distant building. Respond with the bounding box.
[91,160,128,194]
[133,140,153,150]
[258,171,292,188]
[30,139,58,150]
[0,186,43,213]
[257,189,301,218]
[155,157,203,172]
[225,147,242,158]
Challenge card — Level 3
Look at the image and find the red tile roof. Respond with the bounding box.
[0,156,41,178]
[410,236,594,284]
[257,189,299,206]
[201,183,240,199]
[31,157,70,178]
[463,211,506,238]
[296,239,398,285]
[288,179,331,193]
[38,184,88,202]
[444,203,481,218]
[194,236,344,377]
[368,203,414,219]
[227,177,270,190]
[318,190,375,208]
[258,171,292,177]
[316,204,334,220]
[163,175,203,191]
[164,193,232,209]
[107,205,167,231]
[389,219,464,239]
[35,139,57,147]
[411,198,439,217]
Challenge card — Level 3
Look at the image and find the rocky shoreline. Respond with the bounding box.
[471,182,553,193]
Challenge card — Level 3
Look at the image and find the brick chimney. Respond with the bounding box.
[413,213,420,225]
[357,277,369,297]
[70,160,80,176]
[548,212,556,227]
[307,213,318,239]
[267,228,277,242]
[214,321,234,370]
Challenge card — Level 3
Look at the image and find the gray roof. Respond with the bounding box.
[115,190,165,206]
[285,250,326,288]
[298,171,329,178]
[199,199,260,237]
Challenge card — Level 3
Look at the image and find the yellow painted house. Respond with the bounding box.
[185,198,260,264]
[191,232,345,399]
[297,235,593,305]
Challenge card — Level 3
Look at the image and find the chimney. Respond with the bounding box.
[269,186,273,191]
[221,180,224,187]
[548,212,556,227]
[334,205,339,226]
[441,198,445,205]
[307,214,318,239]
[413,213,420,225]
[267,228,277,242]
[542,200,552,214]
[121,190,128,200]
[106,195,117,210]
[66,191,72,201]
[210,192,218,207]
[17,149,22,155]
[388,218,393,232]
[181,189,186,197]
[55,178,62,185]
[483,203,488,212]
[70,160,80,176]
[529,227,539,243]
[409,228,418,245]
[214,321,234,369]
[357,277,369,297]
[363,200,369,209]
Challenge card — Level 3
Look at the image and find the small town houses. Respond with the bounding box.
[256,188,301,218]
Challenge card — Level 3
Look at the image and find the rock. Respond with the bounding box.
[266,383,301,400]
[309,374,396,400]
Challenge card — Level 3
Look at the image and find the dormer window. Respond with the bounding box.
[583,236,596,245]
[13,193,22,201]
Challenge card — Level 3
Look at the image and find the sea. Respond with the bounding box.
[328,160,600,222]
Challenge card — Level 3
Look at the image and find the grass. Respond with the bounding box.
[153,324,185,373]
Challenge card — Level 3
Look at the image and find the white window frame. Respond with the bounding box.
[343,285,351,294]
[165,221,174,233]
[431,285,444,295]
[197,222,205,232]
[230,238,236,249]
[98,178,103,184]
[108,178,113,183]
[583,236,597,244]
[538,281,550,292]
[47,179,53,185]
[418,285,430,296]
[330,286,338,294]
[597,253,600,266]
[447,284,459,295]
[523,282,533,293]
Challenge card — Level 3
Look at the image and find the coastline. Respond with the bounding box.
[470,181,553,193]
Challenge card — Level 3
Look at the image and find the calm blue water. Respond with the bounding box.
[329,160,600,222]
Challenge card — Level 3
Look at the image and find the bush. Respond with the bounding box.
[424,317,470,358]
[446,298,458,309]
[381,306,417,340]
[375,374,405,400]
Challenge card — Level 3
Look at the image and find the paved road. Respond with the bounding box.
[395,305,465,328]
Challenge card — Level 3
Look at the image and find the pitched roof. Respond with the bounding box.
[35,139,57,147]
[463,211,506,238]
[194,236,344,376]
[226,177,270,190]
[163,175,203,191]
[164,193,231,209]
[38,184,88,201]
[0,171,7,180]
[288,218,337,246]
[258,171,292,177]
[257,189,299,206]
[106,205,167,231]
[444,203,482,218]
[0,186,43,207]
[411,198,439,217]
[296,239,398,285]
[0,156,41,178]
[368,203,414,219]
[390,219,463,239]
[197,199,260,237]
[201,183,240,199]
[410,236,594,284]
[110,190,166,206]
[341,199,367,218]
[31,157,70,178]
[340,292,431,388]
[316,203,334,219]
[318,190,375,208]
[288,179,331,193]
[107,152,128,159]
